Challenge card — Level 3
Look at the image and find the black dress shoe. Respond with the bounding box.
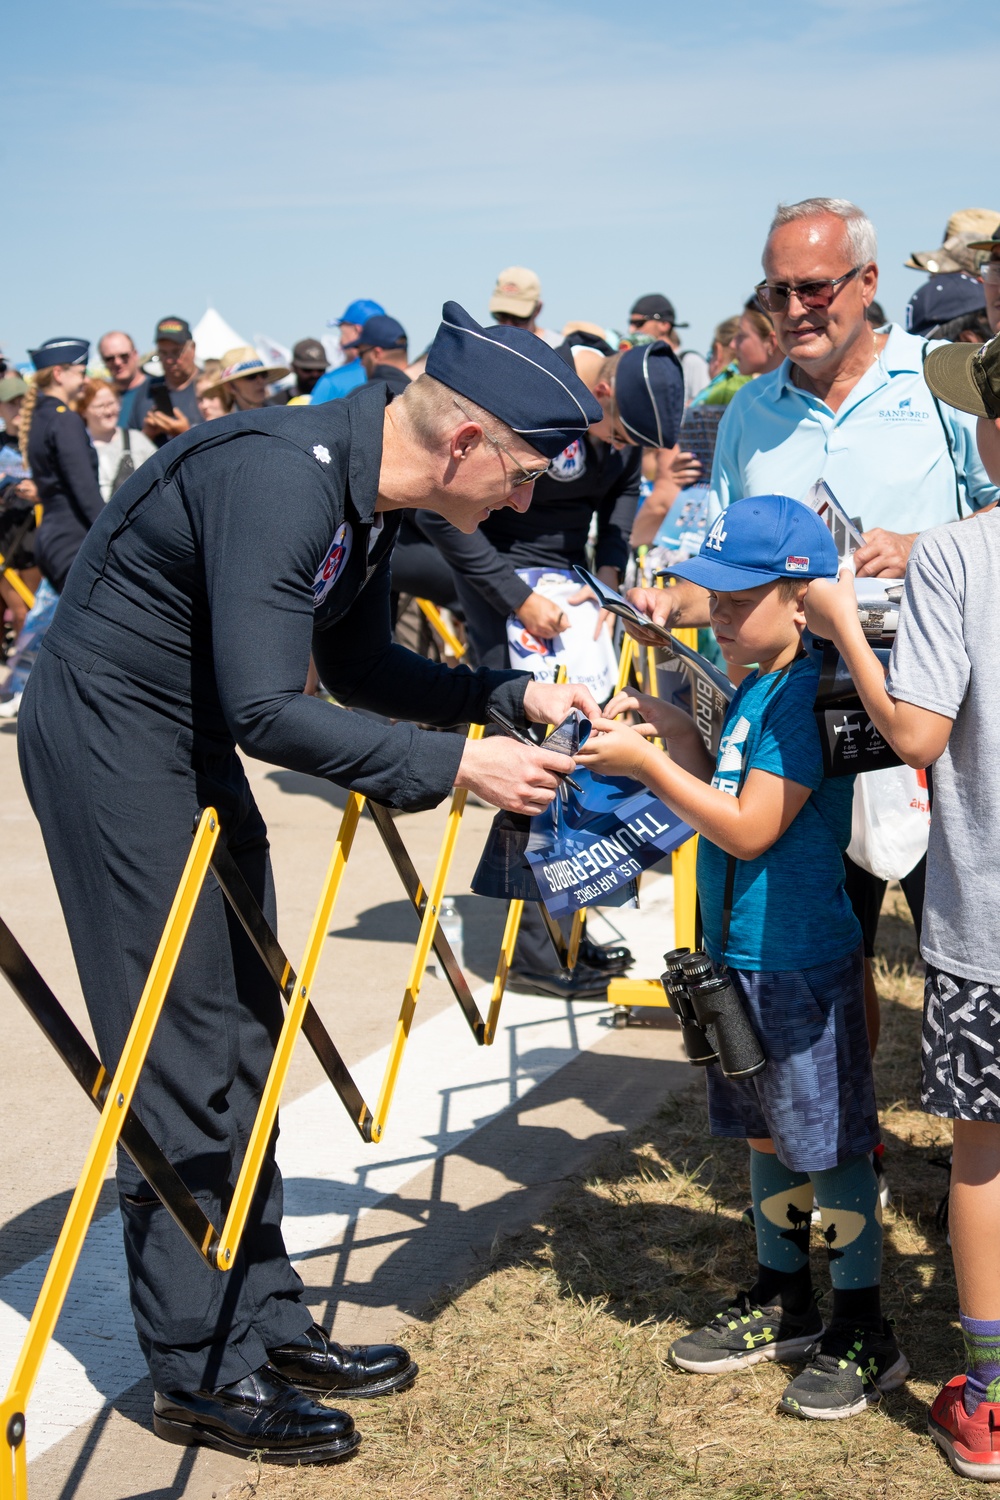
[508,963,609,1000]
[268,1322,418,1398]
[579,937,634,973]
[153,1364,360,1465]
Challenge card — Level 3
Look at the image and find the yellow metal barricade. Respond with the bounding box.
[415,598,465,659]
[608,622,700,1019]
[0,808,221,1499]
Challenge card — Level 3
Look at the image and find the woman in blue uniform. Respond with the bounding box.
[19,338,104,593]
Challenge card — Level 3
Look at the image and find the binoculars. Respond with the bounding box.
[659,948,766,1080]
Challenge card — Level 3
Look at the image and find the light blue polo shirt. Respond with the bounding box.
[709,323,998,531]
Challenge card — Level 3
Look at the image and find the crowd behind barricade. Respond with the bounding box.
[5,196,1000,1478]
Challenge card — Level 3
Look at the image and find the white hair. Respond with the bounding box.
[768,198,878,265]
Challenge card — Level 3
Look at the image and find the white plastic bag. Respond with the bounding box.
[846,764,930,881]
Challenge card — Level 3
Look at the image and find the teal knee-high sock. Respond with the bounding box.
[749,1148,814,1311]
[811,1154,883,1330]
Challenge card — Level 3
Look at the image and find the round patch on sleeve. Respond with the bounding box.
[547,439,586,483]
[312,522,353,605]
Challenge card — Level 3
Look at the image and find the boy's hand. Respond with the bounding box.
[577,721,657,780]
[604,689,697,741]
[803,569,859,643]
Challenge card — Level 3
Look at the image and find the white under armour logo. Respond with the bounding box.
[705,515,728,552]
[312,444,331,465]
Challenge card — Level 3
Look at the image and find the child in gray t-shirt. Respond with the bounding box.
[802,327,1000,1483]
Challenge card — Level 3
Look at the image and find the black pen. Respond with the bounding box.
[487,709,584,792]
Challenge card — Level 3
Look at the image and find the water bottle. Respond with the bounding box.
[435,896,465,976]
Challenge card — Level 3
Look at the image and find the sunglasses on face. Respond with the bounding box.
[452,399,550,487]
[103,353,133,365]
[754,265,863,314]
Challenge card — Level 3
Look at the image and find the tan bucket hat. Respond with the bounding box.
[906,209,1000,272]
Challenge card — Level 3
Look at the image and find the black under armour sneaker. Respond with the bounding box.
[668,1290,823,1375]
[778,1319,909,1420]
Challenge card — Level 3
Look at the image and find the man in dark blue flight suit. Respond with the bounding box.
[17,304,603,1466]
[419,338,684,998]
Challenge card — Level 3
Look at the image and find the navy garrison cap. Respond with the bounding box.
[28,338,89,370]
[615,340,684,449]
[426,301,602,459]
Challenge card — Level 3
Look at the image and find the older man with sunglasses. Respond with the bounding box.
[632,196,998,618]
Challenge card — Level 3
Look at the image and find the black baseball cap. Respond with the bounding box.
[155,316,192,345]
[629,293,688,328]
[905,272,986,336]
[291,338,328,369]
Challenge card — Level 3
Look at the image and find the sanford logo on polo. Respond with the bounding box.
[704,514,728,552]
[877,397,930,422]
[712,715,750,795]
[312,522,352,606]
[548,439,587,483]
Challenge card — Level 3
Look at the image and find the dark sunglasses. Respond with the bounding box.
[103,352,134,365]
[754,266,862,314]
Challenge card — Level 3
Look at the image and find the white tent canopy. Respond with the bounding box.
[191,307,247,363]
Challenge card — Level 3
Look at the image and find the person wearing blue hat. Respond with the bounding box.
[343,315,411,395]
[417,327,684,998]
[905,271,990,343]
[581,492,904,1419]
[16,300,605,1466]
[19,338,104,597]
[308,297,387,405]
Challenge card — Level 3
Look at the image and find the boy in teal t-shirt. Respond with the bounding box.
[580,494,907,1421]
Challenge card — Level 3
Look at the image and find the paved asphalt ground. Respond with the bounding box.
[0,716,687,1500]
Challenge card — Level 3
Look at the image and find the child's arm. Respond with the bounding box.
[804,570,955,769]
[602,688,716,781]
[578,722,811,861]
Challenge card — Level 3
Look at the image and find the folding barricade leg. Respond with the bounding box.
[414,598,465,660]
[0,806,221,1500]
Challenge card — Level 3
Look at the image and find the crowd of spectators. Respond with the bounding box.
[4,196,1000,1477]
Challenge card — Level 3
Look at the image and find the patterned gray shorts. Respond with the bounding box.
[922,965,1000,1121]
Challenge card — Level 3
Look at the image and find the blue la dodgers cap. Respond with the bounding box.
[28,337,89,370]
[426,301,603,459]
[906,271,986,336]
[668,494,840,592]
[615,340,684,449]
[343,315,407,350]
[328,298,385,328]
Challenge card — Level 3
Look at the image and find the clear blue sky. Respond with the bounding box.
[6,0,997,366]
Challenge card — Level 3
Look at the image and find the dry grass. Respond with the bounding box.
[250,888,975,1500]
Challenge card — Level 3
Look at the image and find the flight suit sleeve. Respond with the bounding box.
[593,450,641,577]
[51,409,105,526]
[197,439,527,810]
[312,550,531,729]
[412,509,532,614]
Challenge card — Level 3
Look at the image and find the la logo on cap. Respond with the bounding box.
[705,515,728,553]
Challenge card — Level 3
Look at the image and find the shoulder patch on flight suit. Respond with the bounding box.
[548,438,586,482]
[312,522,352,605]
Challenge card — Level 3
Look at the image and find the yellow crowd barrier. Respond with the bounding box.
[0,636,664,1486]
[607,622,700,1018]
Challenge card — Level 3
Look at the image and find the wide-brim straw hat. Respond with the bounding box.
[201,345,290,397]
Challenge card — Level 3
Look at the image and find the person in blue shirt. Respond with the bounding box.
[308,298,385,405]
[579,495,908,1422]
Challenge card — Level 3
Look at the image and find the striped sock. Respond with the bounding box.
[961,1313,1000,1415]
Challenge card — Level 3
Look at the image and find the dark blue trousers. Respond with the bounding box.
[18,646,312,1392]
